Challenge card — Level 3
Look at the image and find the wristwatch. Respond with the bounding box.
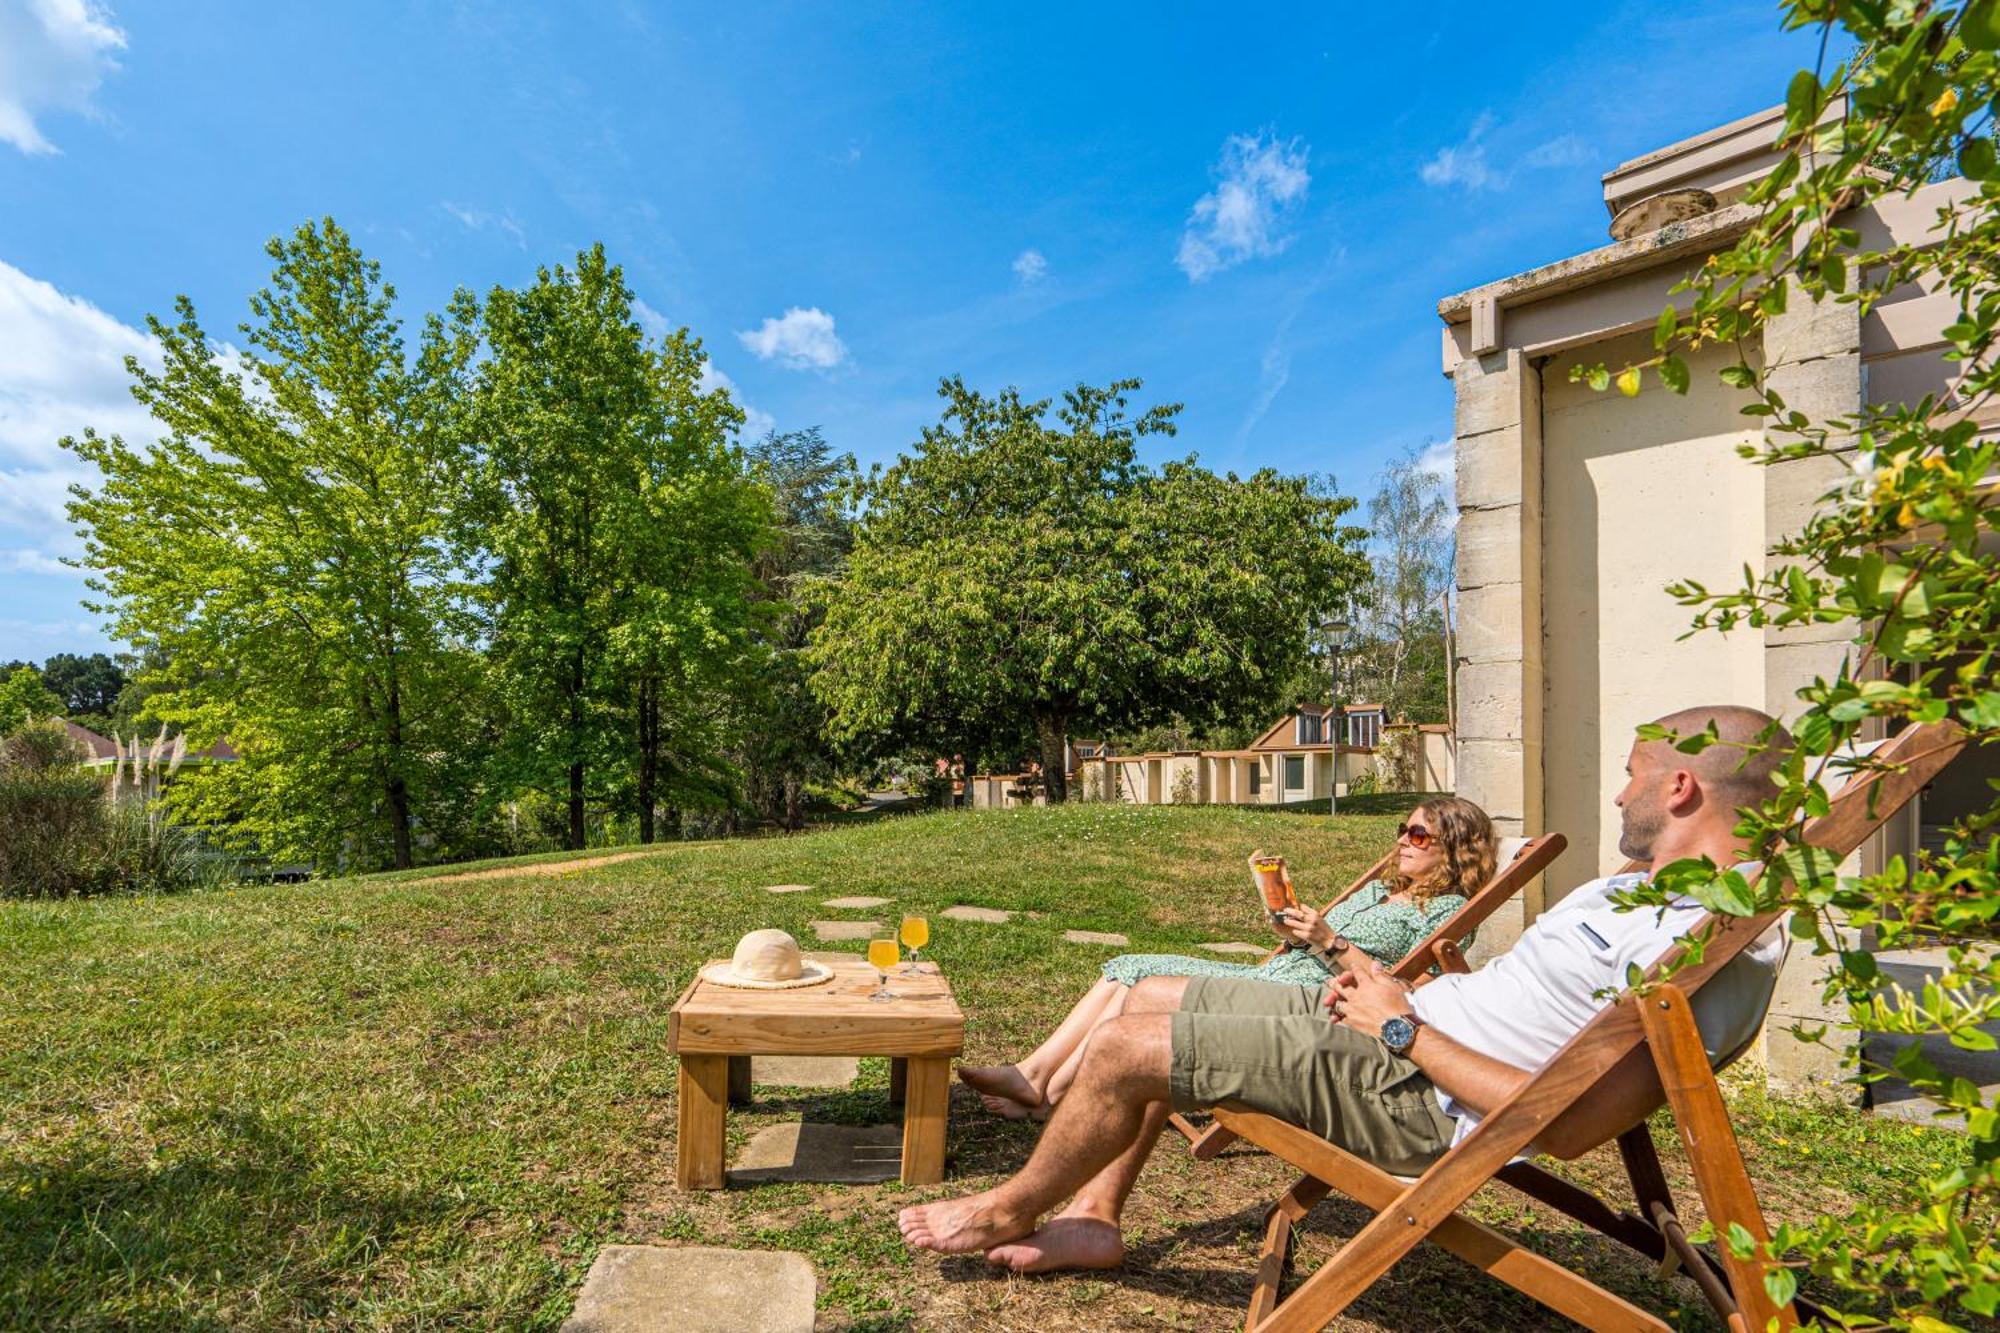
[1309,933,1351,964]
[1380,1012,1425,1055]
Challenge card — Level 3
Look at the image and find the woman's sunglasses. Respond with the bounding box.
[1396,823,1435,849]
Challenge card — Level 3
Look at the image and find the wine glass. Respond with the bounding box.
[899,915,930,974]
[866,937,900,1001]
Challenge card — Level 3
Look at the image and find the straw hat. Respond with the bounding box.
[700,929,836,990]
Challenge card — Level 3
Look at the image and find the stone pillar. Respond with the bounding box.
[1760,279,1865,1091]
[1451,347,1545,962]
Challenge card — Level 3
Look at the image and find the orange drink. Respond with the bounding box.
[899,916,930,974]
[1250,853,1298,919]
[867,937,899,1001]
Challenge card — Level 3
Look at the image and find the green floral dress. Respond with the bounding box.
[1099,882,1469,988]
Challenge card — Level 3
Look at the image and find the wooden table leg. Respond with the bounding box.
[900,1056,949,1186]
[677,1054,728,1190]
[728,1055,753,1106]
[889,1057,908,1109]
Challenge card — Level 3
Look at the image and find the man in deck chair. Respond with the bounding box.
[900,703,1791,1274]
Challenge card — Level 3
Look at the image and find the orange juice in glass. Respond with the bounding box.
[899,916,930,974]
[867,937,900,1000]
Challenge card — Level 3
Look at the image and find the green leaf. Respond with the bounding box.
[1960,136,1998,181]
[1658,353,1690,394]
[1963,691,2000,729]
[1785,69,1821,126]
[1820,254,1847,293]
[1949,1026,1998,1052]
[1654,304,1678,350]
[1726,1221,1758,1259]
[1586,365,1611,392]
[1719,363,1758,389]
[1616,366,1641,397]
[1965,0,2000,51]
[1696,870,1759,917]
[1762,1267,1798,1308]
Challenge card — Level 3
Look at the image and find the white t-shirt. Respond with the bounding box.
[1408,871,1786,1146]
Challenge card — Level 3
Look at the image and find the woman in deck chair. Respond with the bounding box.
[959,796,1497,1120]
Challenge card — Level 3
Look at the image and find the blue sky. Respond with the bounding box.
[1,0,1825,659]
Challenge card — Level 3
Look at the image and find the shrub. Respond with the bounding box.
[1169,766,1199,804]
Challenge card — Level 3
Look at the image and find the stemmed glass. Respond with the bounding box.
[899,915,930,974]
[866,937,900,1001]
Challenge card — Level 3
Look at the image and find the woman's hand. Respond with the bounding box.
[1275,904,1336,951]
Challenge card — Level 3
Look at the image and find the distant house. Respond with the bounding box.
[973,703,1453,809]
[60,719,239,799]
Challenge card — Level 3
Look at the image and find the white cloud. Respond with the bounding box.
[0,257,160,554]
[736,306,848,372]
[440,201,526,248]
[696,356,777,438]
[1415,438,1457,511]
[0,546,75,575]
[1421,115,1590,191]
[1176,131,1311,282]
[1012,248,1048,284]
[0,0,125,154]
[632,297,671,342]
[1418,112,1497,191]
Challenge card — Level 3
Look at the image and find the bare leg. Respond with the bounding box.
[960,977,1122,1109]
[1043,981,1130,1104]
[899,1010,1175,1256]
[984,1100,1170,1272]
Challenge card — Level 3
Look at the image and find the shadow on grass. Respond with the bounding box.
[0,1108,470,1330]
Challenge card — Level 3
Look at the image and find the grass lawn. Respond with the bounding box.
[0,804,1972,1330]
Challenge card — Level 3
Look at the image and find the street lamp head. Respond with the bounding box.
[1319,616,1352,646]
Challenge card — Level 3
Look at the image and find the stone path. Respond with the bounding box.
[1063,929,1128,946]
[412,850,664,886]
[1200,941,1264,955]
[810,919,880,941]
[1864,946,2000,1129]
[562,1245,813,1333]
[730,1122,903,1184]
[762,883,812,894]
[942,905,1013,924]
[821,895,890,909]
[751,1055,860,1088]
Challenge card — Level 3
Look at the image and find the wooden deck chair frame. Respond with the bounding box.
[1168,831,1569,1159]
[1206,720,1965,1333]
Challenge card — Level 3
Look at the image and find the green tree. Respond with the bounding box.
[1581,4,2000,1321]
[64,218,485,871]
[476,246,767,847]
[0,666,63,736]
[809,377,1369,801]
[38,652,129,731]
[1347,451,1452,724]
[739,427,858,830]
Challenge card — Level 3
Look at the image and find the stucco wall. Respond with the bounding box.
[1539,329,1766,899]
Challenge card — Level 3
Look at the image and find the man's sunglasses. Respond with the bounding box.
[1396,824,1435,849]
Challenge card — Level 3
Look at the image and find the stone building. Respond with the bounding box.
[1440,103,1995,1083]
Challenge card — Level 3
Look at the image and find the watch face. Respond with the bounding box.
[1381,1016,1416,1053]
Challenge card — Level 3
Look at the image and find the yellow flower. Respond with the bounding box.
[1898,502,1919,528]
[1931,88,1960,118]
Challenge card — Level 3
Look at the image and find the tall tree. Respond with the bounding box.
[64,219,484,869]
[1348,450,1454,723]
[739,427,857,830]
[809,377,1369,801]
[0,666,62,737]
[476,246,767,846]
[38,652,128,723]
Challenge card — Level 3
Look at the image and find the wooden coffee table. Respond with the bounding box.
[668,956,965,1190]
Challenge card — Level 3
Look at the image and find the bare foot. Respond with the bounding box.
[899,1191,1035,1255]
[979,1092,1052,1122]
[985,1216,1125,1273]
[958,1063,1041,1107]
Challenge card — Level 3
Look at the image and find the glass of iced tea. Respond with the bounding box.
[899,916,930,974]
[867,937,900,1001]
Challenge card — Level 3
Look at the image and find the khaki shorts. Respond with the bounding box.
[1170,976,1456,1177]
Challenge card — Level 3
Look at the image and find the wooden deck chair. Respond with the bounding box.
[1168,831,1569,1159]
[1206,720,1965,1333]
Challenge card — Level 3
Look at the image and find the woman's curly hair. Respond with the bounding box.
[1383,796,1496,903]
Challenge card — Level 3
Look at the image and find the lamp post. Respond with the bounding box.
[1320,615,1351,818]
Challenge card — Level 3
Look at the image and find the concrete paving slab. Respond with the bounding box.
[1862,947,2000,1129]
[752,1055,861,1088]
[1200,942,1265,955]
[762,884,813,894]
[1064,930,1129,946]
[561,1244,813,1333]
[943,905,1013,924]
[821,895,890,909]
[810,919,881,941]
[729,1121,904,1184]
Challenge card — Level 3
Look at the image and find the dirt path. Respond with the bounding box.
[410,850,666,886]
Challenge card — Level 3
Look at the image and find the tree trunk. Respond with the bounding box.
[636,676,658,844]
[1034,713,1069,804]
[384,676,413,869]
[783,771,803,831]
[566,649,586,850]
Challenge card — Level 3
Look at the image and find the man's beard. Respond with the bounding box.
[1618,793,1665,861]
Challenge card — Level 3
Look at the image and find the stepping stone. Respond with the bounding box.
[762,884,812,894]
[1200,941,1265,955]
[562,1244,813,1333]
[1064,930,1129,946]
[943,905,1013,924]
[729,1121,904,1184]
[821,895,889,909]
[752,1055,861,1089]
[810,919,881,941]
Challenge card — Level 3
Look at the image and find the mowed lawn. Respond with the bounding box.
[0,804,1971,1330]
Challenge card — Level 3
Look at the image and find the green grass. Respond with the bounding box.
[0,804,1973,1330]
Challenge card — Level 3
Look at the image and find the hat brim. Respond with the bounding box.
[699,959,838,990]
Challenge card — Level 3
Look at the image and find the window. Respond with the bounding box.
[1283,755,1305,791]
[1344,710,1381,750]
[1250,765,1262,795]
[1295,711,1323,744]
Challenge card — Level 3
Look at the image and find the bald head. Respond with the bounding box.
[1615,704,1793,864]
